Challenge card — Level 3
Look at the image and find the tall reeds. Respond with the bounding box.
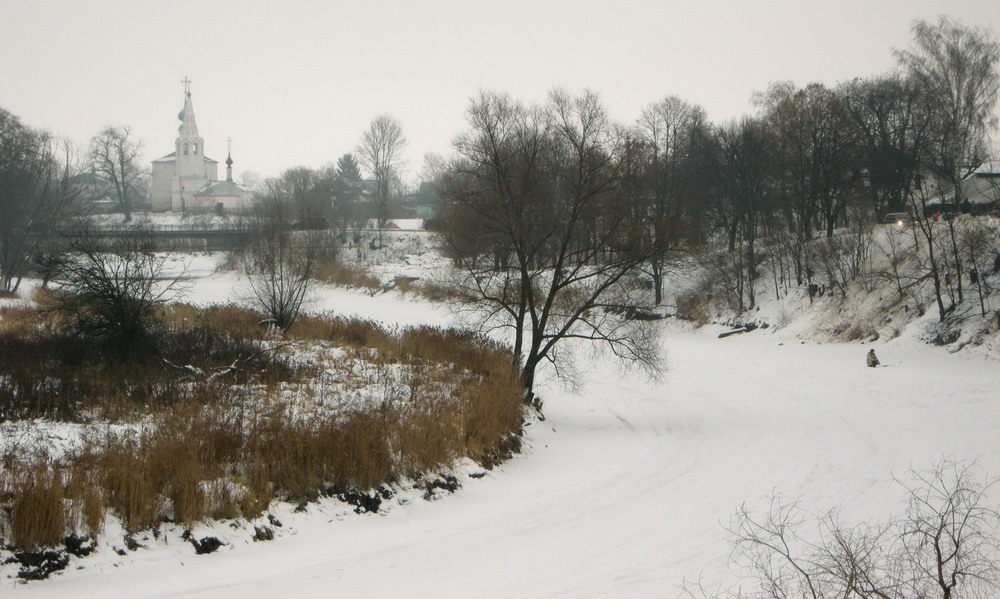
[0,303,524,550]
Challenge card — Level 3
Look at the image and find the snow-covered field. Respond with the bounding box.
[10,251,999,597]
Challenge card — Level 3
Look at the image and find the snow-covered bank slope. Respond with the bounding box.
[18,318,999,598]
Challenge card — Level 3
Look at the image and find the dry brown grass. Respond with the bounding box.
[408,280,477,303]
[65,463,105,537]
[457,365,524,464]
[0,304,308,422]
[313,261,381,289]
[98,438,160,532]
[676,288,712,324]
[160,303,263,338]
[0,303,524,550]
[0,305,40,335]
[7,464,67,550]
[292,314,396,350]
[0,455,108,550]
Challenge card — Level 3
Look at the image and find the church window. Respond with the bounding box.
[184,143,189,155]
[193,143,198,154]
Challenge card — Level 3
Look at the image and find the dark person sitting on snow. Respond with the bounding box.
[866,349,880,368]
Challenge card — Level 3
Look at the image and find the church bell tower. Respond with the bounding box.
[175,77,207,179]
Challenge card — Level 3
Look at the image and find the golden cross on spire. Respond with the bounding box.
[181,76,191,95]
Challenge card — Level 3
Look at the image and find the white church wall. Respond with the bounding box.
[150,161,175,211]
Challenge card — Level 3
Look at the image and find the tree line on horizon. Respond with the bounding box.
[429,16,998,394]
[1,16,997,397]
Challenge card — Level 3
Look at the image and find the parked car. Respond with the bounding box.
[880,212,914,226]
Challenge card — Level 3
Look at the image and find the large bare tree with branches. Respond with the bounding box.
[440,90,667,403]
[88,125,145,222]
[897,17,1000,208]
[688,460,1000,599]
[897,18,1000,308]
[710,118,773,311]
[242,194,319,331]
[357,114,406,240]
[0,108,79,294]
[635,96,712,304]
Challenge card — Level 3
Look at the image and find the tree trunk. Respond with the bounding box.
[652,261,663,306]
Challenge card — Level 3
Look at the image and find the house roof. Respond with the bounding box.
[194,179,248,198]
[366,218,425,230]
[939,173,1000,205]
[151,152,219,165]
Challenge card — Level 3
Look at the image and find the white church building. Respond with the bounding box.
[150,79,254,213]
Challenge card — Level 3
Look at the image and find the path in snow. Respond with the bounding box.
[19,309,999,598]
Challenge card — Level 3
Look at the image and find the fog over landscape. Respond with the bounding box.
[2,2,1000,597]
[2,0,997,179]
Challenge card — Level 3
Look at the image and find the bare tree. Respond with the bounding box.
[897,461,1000,599]
[243,196,318,331]
[908,181,953,322]
[49,222,186,358]
[440,90,666,403]
[0,108,80,294]
[897,18,1000,306]
[897,17,1000,208]
[635,96,712,304]
[840,74,931,220]
[960,217,997,316]
[759,82,860,240]
[88,125,145,222]
[266,166,329,227]
[357,114,407,242]
[695,460,1000,599]
[711,118,773,311]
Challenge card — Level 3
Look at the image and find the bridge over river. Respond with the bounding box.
[80,223,263,251]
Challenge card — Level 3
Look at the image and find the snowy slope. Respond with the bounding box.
[12,286,999,598]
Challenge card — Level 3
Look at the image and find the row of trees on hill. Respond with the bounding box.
[1,17,996,398]
[0,115,154,294]
[0,104,410,294]
[0,109,79,294]
[254,115,408,242]
[433,17,999,395]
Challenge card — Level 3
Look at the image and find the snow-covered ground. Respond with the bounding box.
[10,257,999,597]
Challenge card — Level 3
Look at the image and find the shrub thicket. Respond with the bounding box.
[0,303,524,550]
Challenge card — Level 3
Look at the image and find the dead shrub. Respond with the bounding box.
[410,280,475,303]
[98,437,161,532]
[325,411,395,491]
[0,309,307,421]
[313,261,381,290]
[0,303,526,550]
[8,464,67,550]
[458,366,524,464]
[392,400,463,478]
[65,466,105,538]
[676,289,712,324]
[235,465,273,520]
[202,480,242,521]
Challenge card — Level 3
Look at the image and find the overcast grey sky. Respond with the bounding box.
[2,0,998,184]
